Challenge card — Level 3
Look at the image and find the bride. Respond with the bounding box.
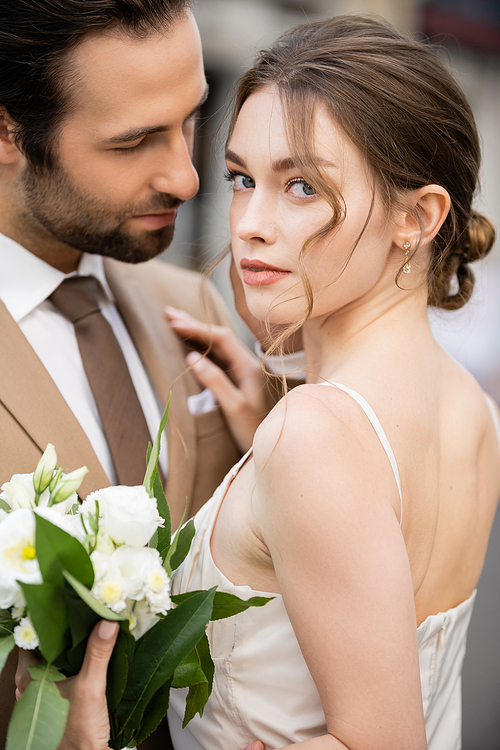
[19,14,498,750]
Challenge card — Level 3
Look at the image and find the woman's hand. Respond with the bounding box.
[166,306,269,452]
[16,620,119,750]
[242,743,265,750]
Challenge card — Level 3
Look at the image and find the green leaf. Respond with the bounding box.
[107,621,135,712]
[6,664,69,750]
[172,650,207,688]
[143,397,170,493]
[0,497,10,512]
[65,590,100,650]
[35,514,94,589]
[0,618,16,637]
[152,470,171,561]
[28,662,66,683]
[132,678,172,746]
[163,500,188,576]
[183,682,209,728]
[182,632,214,727]
[171,590,274,621]
[61,570,126,622]
[0,635,15,675]
[115,587,216,736]
[19,582,69,664]
[168,519,195,572]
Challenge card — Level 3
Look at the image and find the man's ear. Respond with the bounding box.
[0,107,22,164]
[393,185,451,250]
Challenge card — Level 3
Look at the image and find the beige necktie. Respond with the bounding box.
[49,276,151,486]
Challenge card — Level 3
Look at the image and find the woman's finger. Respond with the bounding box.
[15,648,40,698]
[58,620,119,750]
[187,352,264,452]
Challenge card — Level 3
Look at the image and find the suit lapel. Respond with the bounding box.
[0,301,110,496]
[104,260,198,514]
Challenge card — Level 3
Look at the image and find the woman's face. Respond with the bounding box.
[226,86,400,326]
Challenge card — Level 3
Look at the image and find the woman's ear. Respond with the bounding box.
[393,185,451,250]
[0,108,22,164]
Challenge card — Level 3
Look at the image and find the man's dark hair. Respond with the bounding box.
[0,0,192,168]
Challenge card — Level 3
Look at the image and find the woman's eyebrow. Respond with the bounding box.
[225,150,336,172]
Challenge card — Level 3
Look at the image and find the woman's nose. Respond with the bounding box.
[233,192,277,246]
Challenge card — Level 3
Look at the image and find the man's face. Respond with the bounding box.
[17,12,206,264]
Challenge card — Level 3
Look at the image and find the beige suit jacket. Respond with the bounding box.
[0,257,241,747]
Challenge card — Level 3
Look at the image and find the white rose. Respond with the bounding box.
[34,507,86,544]
[0,509,41,610]
[86,486,164,548]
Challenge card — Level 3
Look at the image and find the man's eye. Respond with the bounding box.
[285,178,316,197]
[224,170,255,191]
[114,139,146,154]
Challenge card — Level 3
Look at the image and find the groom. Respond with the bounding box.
[0,1,268,746]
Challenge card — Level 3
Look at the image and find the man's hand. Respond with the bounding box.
[16,620,119,750]
[242,742,265,750]
[166,306,269,452]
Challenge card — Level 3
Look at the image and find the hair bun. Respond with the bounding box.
[466,211,496,263]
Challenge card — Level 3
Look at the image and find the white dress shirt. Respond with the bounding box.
[0,233,169,482]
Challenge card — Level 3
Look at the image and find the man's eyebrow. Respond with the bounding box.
[225,150,336,172]
[104,86,210,145]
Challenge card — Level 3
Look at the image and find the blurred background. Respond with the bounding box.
[165,2,500,747]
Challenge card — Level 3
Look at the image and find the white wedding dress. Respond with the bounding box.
[168,382,498,750]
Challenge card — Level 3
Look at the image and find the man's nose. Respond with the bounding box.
[150,132,199,202]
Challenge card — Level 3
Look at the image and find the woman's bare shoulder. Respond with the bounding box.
[253,382,366,466]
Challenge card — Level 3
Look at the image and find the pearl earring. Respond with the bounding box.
[403,241,411,274]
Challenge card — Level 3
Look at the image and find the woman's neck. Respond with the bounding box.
[302,286,431,384]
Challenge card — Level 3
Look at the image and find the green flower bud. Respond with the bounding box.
[33,444,58,496]
[49,466,89,505]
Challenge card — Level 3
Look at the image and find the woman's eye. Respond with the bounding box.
[224,170,255,191]
[286,179,316,198]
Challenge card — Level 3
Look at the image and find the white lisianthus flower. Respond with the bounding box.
[0,474,43,510]
[85,486,164,548]
[33,444,58,496]
[13,616,39,650]
[34,507,86,544]
[0,509,41,610]
[49,466,88,506]
[123,599,159,640]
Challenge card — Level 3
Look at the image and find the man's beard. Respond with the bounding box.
[20,161,181,264]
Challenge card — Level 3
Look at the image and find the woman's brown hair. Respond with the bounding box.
[225,14,495,357]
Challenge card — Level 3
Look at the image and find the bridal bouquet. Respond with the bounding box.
[0,404,270,750]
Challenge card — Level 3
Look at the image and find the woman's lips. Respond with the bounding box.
[130,209,177,230]
[240,258,290,286]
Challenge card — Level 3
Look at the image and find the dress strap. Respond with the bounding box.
[484,393,500,449]
[321,381,404,527]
